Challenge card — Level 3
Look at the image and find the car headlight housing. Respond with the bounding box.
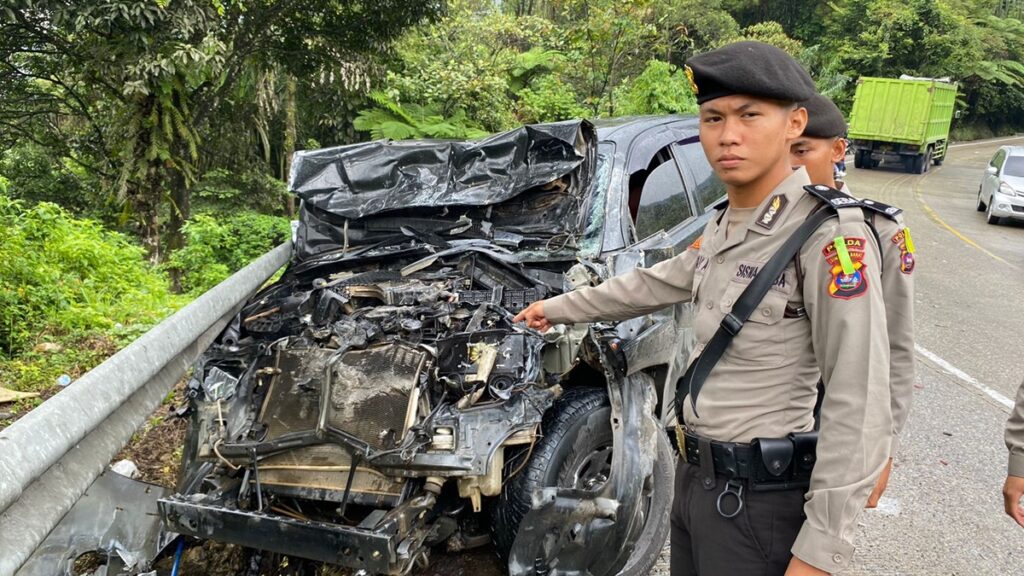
[999,182,1017,197]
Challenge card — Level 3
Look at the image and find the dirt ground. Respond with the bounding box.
[114,380,189,488]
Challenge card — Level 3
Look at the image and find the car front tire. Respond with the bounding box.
[986,198,1002,225]
[491,385,672,576]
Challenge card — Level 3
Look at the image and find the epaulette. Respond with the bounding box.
[803,184,862,209]
[859,198,903,221]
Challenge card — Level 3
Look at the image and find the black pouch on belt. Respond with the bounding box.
[749,431,818,491]
[789,430,818,481]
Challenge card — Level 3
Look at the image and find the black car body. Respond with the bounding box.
[159,117,724,576]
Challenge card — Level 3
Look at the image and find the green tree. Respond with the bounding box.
[1,0,439,266]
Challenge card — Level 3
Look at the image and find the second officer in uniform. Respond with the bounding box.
[790,93,917,508]
[516,42,892,575]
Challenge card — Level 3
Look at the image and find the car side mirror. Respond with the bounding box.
[987,166,998,176]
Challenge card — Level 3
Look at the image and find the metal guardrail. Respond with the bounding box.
[0,242,292,576]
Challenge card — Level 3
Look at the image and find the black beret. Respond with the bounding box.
[685,41,816,105]
[801,94,847,138]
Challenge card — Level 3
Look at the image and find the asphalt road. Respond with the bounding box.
[837,136,1024,575]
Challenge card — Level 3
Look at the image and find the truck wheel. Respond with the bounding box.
[854,151,864,169]
[491,385,672,576]
[912,152,928,174]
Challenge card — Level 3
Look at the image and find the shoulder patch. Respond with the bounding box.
[755,194,789,229]
[861,197,903,221]
[803,184,862,210]
[890,227,916,275]
[689,236,703,250]
[822,236,869,299]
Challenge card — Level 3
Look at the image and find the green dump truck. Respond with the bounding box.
[849,76,958,174]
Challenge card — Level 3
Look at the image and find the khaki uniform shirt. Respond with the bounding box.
[1006,378,1024,476]
[841,182,916,454]
[544,168,892,573]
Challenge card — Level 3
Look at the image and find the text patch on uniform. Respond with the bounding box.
[822,236,868,299]
[755,194,788,229]
[890,228,915,275]
[732,259,793,294]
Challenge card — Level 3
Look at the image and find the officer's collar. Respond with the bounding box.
[707,167,808,253]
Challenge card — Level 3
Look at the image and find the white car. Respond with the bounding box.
[977,145,1024,225]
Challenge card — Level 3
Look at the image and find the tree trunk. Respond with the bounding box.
[137,184,161,266]
[166,167,190,292]
[283,75,297,218]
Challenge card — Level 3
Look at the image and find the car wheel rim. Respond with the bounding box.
[570,444,613,491]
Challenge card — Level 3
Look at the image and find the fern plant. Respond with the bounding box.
[354,92,489,140]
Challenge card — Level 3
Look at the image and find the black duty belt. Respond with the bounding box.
[672,425,818,492]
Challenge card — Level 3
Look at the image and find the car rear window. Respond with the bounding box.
[1004,155,1024,177]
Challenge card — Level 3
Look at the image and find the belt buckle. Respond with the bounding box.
[675,424,687,454]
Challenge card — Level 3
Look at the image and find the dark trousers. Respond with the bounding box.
[670,459,807,576]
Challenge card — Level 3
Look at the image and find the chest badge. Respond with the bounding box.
[756,194,789,230]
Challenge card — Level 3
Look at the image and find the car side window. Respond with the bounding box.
[992,149,1007,171]
[634,158,693,241]
[673,142,725,212]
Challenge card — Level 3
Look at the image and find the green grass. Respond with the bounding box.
[0,194,188,425]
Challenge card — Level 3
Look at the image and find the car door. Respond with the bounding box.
[612,135,724,422]
[985,148,1007,203]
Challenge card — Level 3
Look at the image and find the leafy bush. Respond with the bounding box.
[165,212,291,295]
[0,194,182,357]
[614,60,699,116]
[516,76,589,123]
[0,143,111,220]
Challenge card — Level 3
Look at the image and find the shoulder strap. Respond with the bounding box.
[675,206,837,420]
[803,184,862,209]
[806,183,905,222]
[860,198,903,221]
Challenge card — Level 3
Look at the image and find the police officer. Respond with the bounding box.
[790,94,916,508]
[515,41,891,576]
[1003,377,1024,528]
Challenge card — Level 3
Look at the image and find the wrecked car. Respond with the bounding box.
[159,117,725,576]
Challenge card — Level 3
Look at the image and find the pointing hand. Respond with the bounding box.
[513,300,552,333]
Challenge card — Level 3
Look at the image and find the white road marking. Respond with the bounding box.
[948,135,1024,149]
[872,496,902,516]
[914,344,1014,410]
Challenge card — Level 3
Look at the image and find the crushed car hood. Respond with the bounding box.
[289,120,597,261]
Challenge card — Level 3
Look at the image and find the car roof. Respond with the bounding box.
[594,115,699,144]
[1003,146,1024,156]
